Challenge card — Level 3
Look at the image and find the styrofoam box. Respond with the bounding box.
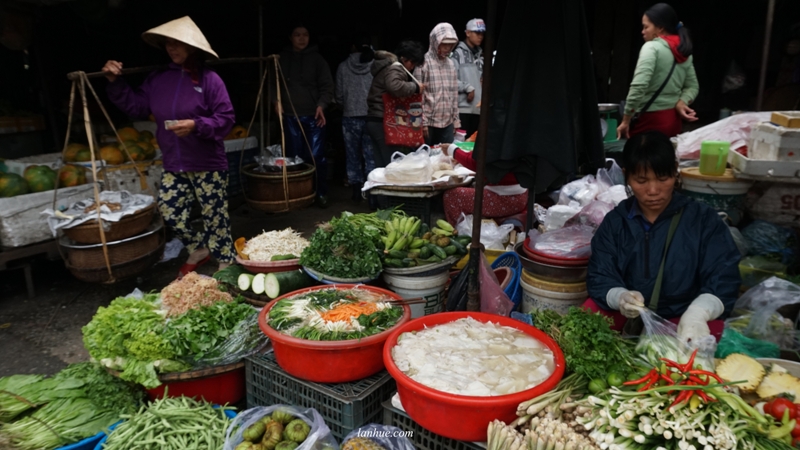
[750,122,800,161]
[728,150,800,178]
[102,162,164,195]
[4,152,62,176]
[0,184,95,247]
[745,181,800,228]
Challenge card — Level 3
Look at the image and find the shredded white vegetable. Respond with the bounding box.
[243,228,310,261]
[391,317,555,397]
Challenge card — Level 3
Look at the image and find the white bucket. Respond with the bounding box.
[520,274,587,315]
[383,271,449,318]
[681,175,752,196]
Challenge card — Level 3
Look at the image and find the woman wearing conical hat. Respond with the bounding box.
[102,16,236,277]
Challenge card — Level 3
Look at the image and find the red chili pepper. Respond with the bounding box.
[659,374,676,385]
[669,389,692,408]
[624,370,658,386]
[681,349,699,372]
[661,359,684,370]
[687,375,710,386]
[638,373,660,392]
[696,390,715,403]
[688,370,723,383]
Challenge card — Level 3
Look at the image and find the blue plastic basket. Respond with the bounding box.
[492,252,522,310]
[56,422,121,450]
[93,407,236,450]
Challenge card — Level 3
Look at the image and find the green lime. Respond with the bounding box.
[606,373,625,388]
[588,378,608,394]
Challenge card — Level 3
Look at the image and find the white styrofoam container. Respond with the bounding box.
[101,162,164,195]
[745,181,800,228]
[750,122,800,161]
[728,150,800,178]
[3,152,62,176]
[224,136,258,153]
[0,184,95,247]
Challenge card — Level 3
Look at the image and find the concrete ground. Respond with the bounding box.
[0,184,382,377]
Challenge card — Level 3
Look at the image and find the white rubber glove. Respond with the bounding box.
[606,288,646,319]
[677,294,725,343]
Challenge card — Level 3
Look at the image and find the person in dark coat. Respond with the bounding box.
[584,132,741,343]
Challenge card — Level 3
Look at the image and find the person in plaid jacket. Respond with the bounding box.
[414,23,460,146]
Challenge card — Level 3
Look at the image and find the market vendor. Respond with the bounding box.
[102,16,236,276]
[440,142,527,227]
[584,131,741,342]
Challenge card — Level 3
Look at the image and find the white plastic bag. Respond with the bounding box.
[544,202,582,232]
[597,185,628,206]
[528,225,594,258]
[384,145,433,183]
[564,200,615,230]
[557,175,606,206]
[674,112,771,160]
[456,213,513,250]
[224,405,338,450]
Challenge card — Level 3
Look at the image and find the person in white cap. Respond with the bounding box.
[451,18,485,138]
[414,23,460,146]
[101,16,236,277]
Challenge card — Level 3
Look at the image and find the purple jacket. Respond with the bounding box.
[106,63,235,172]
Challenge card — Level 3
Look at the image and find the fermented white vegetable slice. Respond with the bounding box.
[251,273,267,295]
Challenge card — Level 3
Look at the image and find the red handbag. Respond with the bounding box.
[382,92,424,147]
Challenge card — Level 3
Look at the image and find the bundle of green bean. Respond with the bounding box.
[102,396,234,450]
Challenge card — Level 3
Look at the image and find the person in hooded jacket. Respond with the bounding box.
[275,25,335,207]
[584,132,741,343]
[365,40,426,169]
[336,35,376,202]
[617,3,699,139]
[451,18,485,137]
[415,23,461,146]
[102,16,236,276]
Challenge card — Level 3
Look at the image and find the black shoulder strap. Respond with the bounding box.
[637,59,677,116]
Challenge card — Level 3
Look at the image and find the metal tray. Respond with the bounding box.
[58,218,163,249]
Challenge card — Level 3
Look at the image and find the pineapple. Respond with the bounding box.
[715,353,765,393]
[341,437,388,450]
[756,371,800,400]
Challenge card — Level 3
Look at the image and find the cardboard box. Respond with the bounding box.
[750,122,800,161]
[771,111,800,129]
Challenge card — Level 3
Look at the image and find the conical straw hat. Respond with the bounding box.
[141,16,219,59]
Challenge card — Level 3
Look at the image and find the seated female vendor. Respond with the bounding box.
[440,142,528,227]
[583,131,741,342]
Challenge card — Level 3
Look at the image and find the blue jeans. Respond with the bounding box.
[285,115,327,196]
[342,117,376,185]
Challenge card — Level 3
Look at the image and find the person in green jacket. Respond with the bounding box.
[617,3,699,140]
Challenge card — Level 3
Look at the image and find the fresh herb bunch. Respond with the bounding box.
[164,299,256,362]
[530,307,635,380]
[300,214,382,278]
[290,306,403,341]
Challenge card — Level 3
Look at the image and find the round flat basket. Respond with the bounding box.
[62,203,156,244]
[245,193,316,213]
[303,266,378,285]
[223,282,273,307]
[65,236,165,283]
[61,219,163,269]
[234,255,301,274]
[382,255,460,276]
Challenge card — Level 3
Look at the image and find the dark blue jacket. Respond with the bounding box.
[587,192,741,319]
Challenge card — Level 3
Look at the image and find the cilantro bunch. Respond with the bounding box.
[300,214,383,278]
[164,299,256,362]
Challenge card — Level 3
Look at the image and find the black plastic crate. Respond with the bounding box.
[384,195,434,224]
[226,147,260,197]
[245,352,396,441]
[382,399,485,450]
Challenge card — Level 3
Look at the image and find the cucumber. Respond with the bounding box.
[419,222,430,236]
[457,236,472,246]
[443,245,457,255]
[384,258,404,268]
[428,244,447,260]
[450,238,467,255]
[238,273,255,291]
[388,250,408,260]
[419,246,431,259]
[270,254,297,261]
[264,270,315,299]
[251,273,267,295]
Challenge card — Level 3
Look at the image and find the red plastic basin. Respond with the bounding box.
[146,365,245,405]
[258,284,411,383]
[383,312,566,442]
[523,238,590,263]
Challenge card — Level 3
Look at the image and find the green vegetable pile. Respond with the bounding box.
[300,214,383,279]
[0,362,143,450]
[530,307,635,380]
[101,396,233,450]
[82,294,263,388]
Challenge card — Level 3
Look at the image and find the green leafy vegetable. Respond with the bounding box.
[299,214,382,278]
[530,307,635,380]
[164,299,255,362]
[212,264,248,286]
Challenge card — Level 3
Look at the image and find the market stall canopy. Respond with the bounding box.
[485,0,604,192]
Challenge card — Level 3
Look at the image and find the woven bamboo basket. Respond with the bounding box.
[61,220,163,268]
[62,203,156,244]
[242,163,315,202]
[65,234,165,283]
[245,192,316,213]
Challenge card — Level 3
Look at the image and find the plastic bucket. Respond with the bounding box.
[680,167,753,225]
[383,271,449,318]
[520,271,587,314]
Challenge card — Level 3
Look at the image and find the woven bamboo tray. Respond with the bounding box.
[61,219,163,269]
[65,235,165,283]
[245,193,316,213]
[62,203,156,244]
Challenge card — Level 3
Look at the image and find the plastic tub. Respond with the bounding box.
[520,270,587,315]
[523,238,590,262]
[383,271,449,318]
[515,243,587,283]
[680,167,753,226]
[145,363,246,405]
[258,285,411,383]
[383,312,566,442]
